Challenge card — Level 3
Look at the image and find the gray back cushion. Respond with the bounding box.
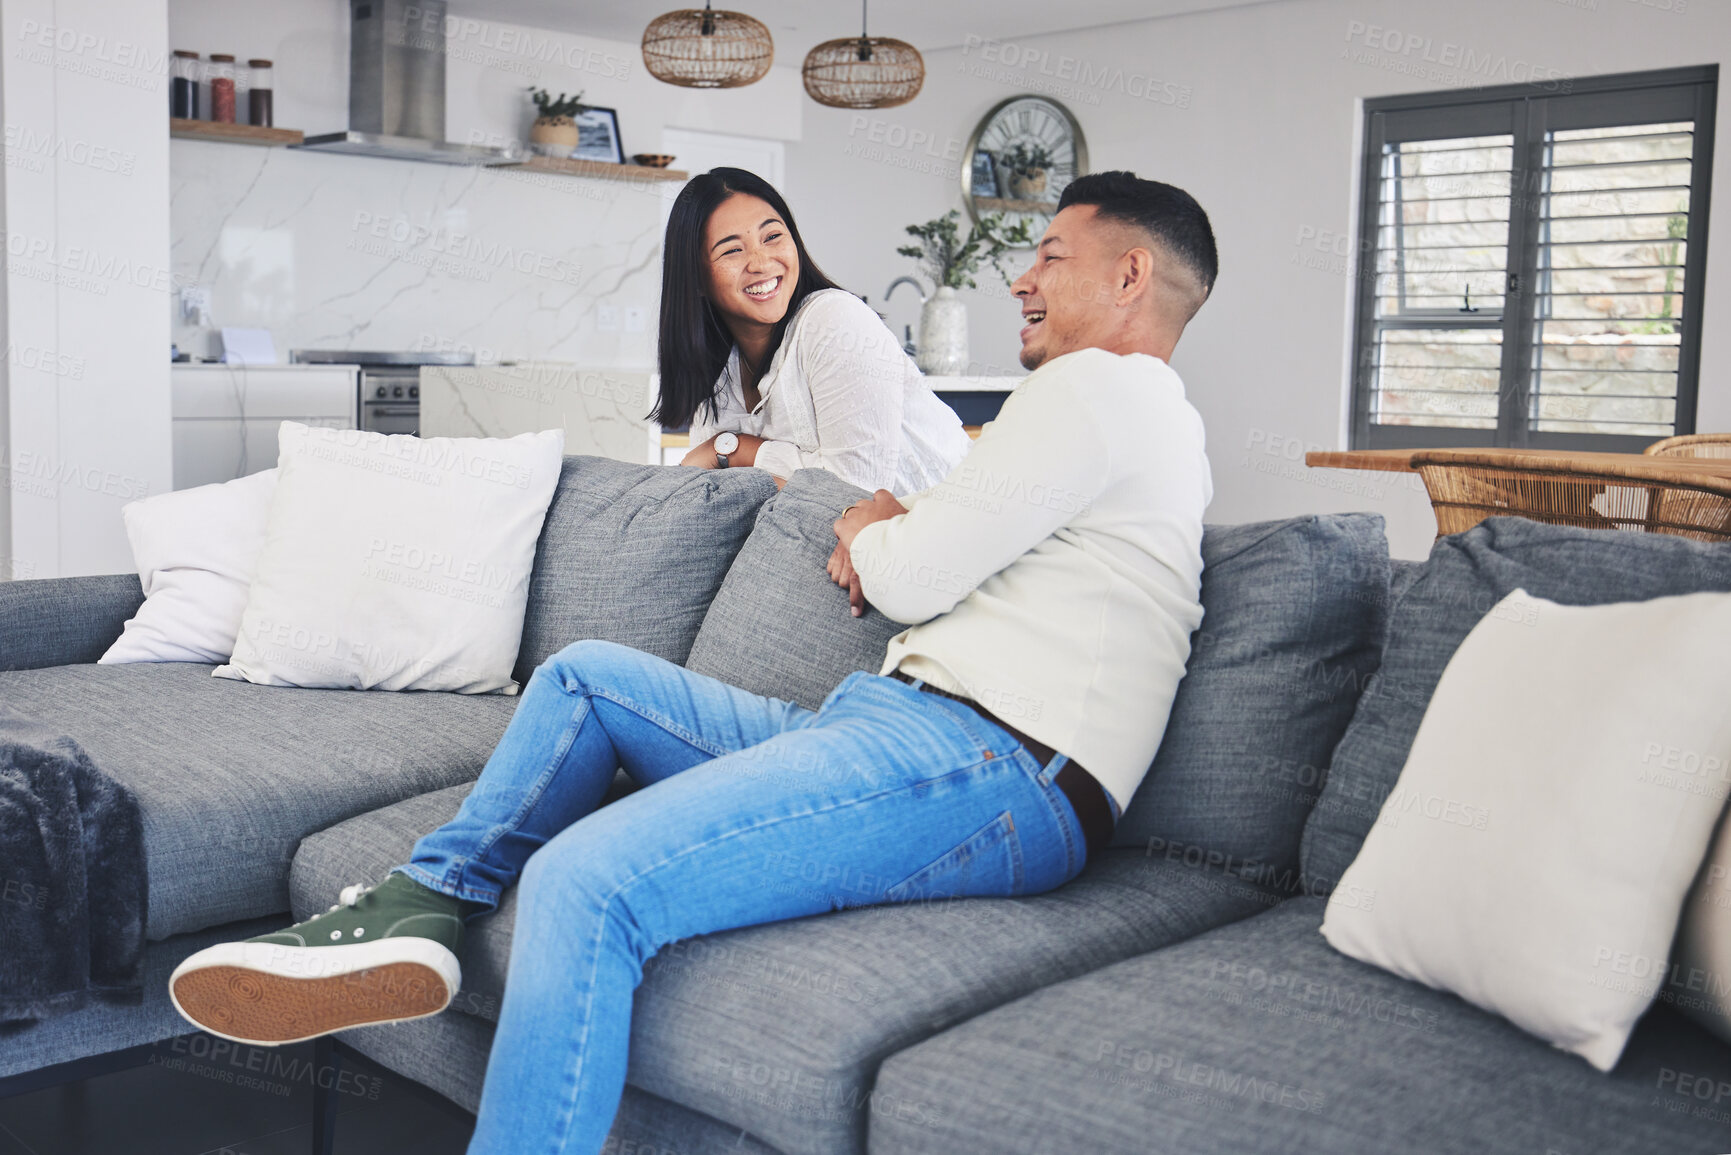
[1301,517,1731,892]
[685,469,900,709]
[1112,514,1391,886]
[514,457,778,684]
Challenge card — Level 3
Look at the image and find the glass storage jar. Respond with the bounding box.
[207,54,236,123]
[247,59,273,127]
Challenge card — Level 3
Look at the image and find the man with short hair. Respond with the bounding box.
[170,170,1218,1155]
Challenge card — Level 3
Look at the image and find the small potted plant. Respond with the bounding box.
[896,211,1032,375]
[527,88,587,155]
[997,142,1054,200]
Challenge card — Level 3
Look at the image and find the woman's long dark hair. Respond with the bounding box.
[652,167,844,428]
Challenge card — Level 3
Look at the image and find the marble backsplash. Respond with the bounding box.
[170,138,667,366]
[421,365,658,463]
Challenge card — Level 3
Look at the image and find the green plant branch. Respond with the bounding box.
[528,88,588,119]
[898,210,1032,290]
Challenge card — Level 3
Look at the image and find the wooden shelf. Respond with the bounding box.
[505,155,688,183]
[170,118,304,146]
[169,124,687,186]
[974,195,1055,214]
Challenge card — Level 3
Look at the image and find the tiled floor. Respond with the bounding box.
[0,1036,474,1155]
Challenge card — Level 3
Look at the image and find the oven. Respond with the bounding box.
[360,367,423,435]
[289,349,476,436]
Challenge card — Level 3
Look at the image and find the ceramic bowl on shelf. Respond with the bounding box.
[631,153,676,168]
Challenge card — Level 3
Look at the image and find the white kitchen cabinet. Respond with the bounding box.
[171,364,359,490]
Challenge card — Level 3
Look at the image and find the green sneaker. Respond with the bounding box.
[169,873,466,1045]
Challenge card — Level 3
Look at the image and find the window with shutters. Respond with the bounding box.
[1349,67,1716,452]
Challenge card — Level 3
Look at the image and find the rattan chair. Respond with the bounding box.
[1644,433,1731,460]
[1411,450,1731,543]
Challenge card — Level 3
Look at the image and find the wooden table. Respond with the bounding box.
[1306,447,1731,480]
[1307,446,1731,541]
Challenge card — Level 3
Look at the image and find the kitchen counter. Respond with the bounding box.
[171,363,359,489]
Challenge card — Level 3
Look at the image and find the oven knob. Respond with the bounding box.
[375,384,388,398]
[409,385,419,399]
[392,384,405,398]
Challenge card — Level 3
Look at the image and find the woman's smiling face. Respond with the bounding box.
[702,193,800,329]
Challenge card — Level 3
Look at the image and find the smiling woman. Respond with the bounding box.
[653,167,972,495]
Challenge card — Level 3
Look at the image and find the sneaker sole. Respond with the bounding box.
[168,938,462,1046]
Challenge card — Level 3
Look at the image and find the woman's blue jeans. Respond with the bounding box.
[398,639,1089,1155]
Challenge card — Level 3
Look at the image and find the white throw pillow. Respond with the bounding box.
[1669,809,1731,1046]
[100,469,279,665]
[213,422,564,694]
[1322,588,1731,1072]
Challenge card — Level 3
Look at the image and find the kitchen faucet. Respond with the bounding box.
[883,276,925,356]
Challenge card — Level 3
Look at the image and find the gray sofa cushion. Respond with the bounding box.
[0,574,144,672]
[871,898,1731,1155]
[685,469,902,710]
[1301,518,1731,892]
[292,782,1282,1155]
[1112,514,1390,887]
[513,457,778,684]
[0,663,515,940]
[341,1011,781,1154]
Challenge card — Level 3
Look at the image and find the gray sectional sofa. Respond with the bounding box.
[3,455,1730,1154]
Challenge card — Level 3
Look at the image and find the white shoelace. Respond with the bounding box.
[327,883,369,912]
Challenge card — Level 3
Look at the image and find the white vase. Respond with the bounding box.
[916,286,969,377]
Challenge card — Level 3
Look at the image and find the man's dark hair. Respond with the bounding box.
[1058,171,1218,302]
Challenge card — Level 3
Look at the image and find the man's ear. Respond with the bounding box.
[1117,247,1156,305]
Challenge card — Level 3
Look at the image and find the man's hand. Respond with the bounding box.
[828,489,907,618]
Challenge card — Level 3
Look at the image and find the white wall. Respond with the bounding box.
[1,0,174,577]
[783,0,1728,558]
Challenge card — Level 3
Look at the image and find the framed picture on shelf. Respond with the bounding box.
[970,149,999,199]
[574,107,624,164]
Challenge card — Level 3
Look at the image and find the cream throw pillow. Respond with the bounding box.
[100,468,278,665]
[214,422,564,693]
[1322,588,1731,1072]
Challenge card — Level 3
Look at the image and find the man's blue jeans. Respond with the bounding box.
[398,639,1089,1155]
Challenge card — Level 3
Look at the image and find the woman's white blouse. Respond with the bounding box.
[688,289,973,496]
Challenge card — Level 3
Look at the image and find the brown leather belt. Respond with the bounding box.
[890,670,1115,860]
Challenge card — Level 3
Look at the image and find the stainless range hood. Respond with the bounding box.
[296,0,520,166]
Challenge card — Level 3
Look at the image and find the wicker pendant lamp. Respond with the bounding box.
[642,0,774,89]
[802,0,924,109]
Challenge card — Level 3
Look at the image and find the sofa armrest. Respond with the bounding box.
[0,574,144,671]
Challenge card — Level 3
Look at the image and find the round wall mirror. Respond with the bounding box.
[961,95,1088,245]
